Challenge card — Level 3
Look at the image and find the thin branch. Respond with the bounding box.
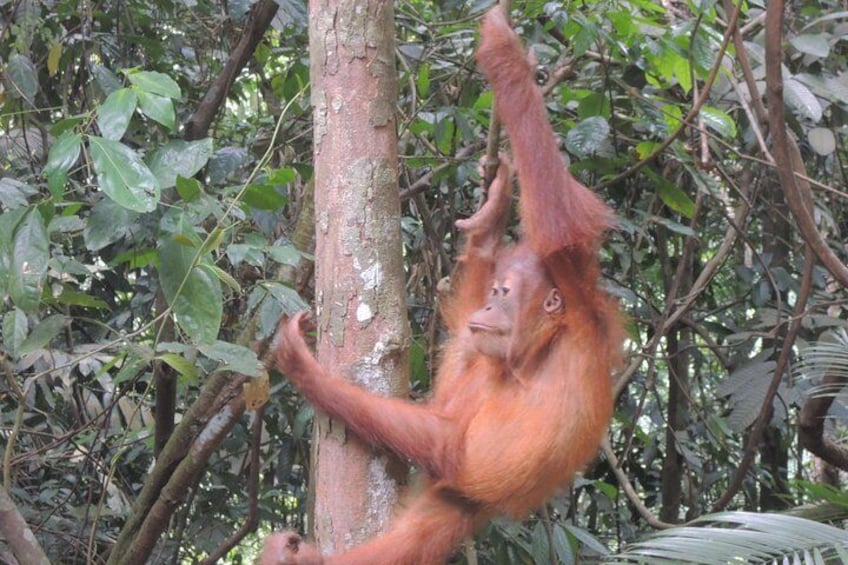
[602,438,674,530]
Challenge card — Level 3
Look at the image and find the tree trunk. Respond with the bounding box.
[307,0,409,553]
[759,172,792,511]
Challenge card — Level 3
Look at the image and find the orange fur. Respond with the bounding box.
[262,7,623,564]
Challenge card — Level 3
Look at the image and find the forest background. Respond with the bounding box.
[1,0,848,563]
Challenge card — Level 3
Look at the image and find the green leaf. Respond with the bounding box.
[672,52,692,92]
[699,106,737,139]
[175,175,202,201]
[113,354,148,385]
[264,281,309,314]
[0,208,27,293]
[201,263,241,292]
[52,288,110,309]
[47,41,62,77]
[645,169,696,219]
[136,89,175,130]
[50,115,85,137]
[19,314,67,356]
[226,243,264,268]
[147,138,213,189]
[5,53,38,107]
[790,33,830,58]
[48,215,85,234]
[564,524,609,555]
[207,147,248,183]
[635,141,662,160]
[0,178,37,210]
[553,525,574,565]
[92,64,122,95]
[84,197,137,251]
[9,208,49,313]
[266,167,297,186]
[156,352,199,384]
[198,340,262,377]
[97,88,138,140]
[126,70,181,99]
[268,244,303,267]
[45,132,82,198]
[785,77,823,122]
[530,522,550,565]
[473,89,493,111]
[434,119,455,155]
[2,307,27,359]
[417,62,430,98]
[565,116,612,158]
[199,227,225,255]
[242,183,287,210]
[89,136,161,212]
[158,229,222,344]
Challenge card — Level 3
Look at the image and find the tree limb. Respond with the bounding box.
[799,373,848,472]
[184,0,280,141]
[763,0,848,288]
[602,438,674,530]
[0,489,50,565]
[122,377,248,565]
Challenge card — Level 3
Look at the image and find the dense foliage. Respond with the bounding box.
[1,0,847,563]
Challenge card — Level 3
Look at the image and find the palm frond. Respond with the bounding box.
[606,511,848,564]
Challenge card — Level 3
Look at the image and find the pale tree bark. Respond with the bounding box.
[307,0,410,553]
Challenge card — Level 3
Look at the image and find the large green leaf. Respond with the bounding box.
[790,33,830,58]
[5,53,38,107]
[565,116,612,158]
[699,106,737,139]
[44,131,82,198]
[158,228,222,344]
[136,90,175,130]
[19,314,67,356]
[242,183,288,210]
[0,209,27,295]
[268,243,304,267]
[89,136,161,212]
[8,208,49,313]
[156,352,199,384]
[97,88,138,140]
[2,307,27,359]
[198,340,262,377]
[147,138,214,189]
[785,77,823,122]
[644,169,696,219]
[0,178,37,209]
[126,70,181,99]
[83,197,137,251]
